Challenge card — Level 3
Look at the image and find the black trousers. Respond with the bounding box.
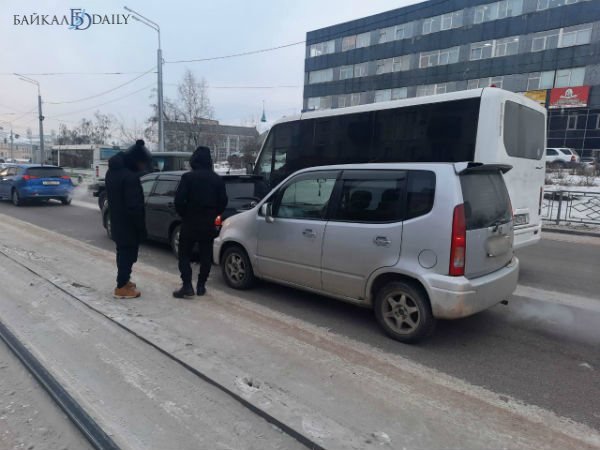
[116,245,139,288]
[178,238,213,285]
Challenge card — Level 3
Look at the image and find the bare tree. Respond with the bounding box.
[55,111,113,145]
[118,118,149,146]
[177,69,214,123]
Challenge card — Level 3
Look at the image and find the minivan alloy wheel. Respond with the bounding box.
[382,293,420,334]
[225,253,246,282]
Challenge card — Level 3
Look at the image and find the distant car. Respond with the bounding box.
[0,164,73,206]
[581,157,597,171]
[545,148,580,167]
[102,171,265,255]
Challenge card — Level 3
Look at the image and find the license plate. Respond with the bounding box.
[42,180,60,185]
[514,213,529,226]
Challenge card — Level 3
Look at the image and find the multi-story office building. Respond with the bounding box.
[303,0,600,155]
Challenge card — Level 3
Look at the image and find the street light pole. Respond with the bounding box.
[124,6,164,152]
[15,74,44,164]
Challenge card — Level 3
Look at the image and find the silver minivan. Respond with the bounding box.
[213,163,519,342]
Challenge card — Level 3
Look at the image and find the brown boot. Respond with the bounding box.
[114,285,141,299]
[125,281,137,290]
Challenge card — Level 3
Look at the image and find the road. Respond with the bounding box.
[0,339,94,450]
[0,188,598,434]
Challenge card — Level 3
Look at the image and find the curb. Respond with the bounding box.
[542,227,600,238]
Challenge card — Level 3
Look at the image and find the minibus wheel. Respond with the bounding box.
[374,281,435,343]
[221,245,254,290]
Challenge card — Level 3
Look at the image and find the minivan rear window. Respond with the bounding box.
[460,172,511,230]
[26,167,65,178]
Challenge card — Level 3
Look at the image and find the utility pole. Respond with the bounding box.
[125,6,164,152]
[16,74,44,164]
[10,129,13,162]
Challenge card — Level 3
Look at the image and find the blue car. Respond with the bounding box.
[0,164,73,206]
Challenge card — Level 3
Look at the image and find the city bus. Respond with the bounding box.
[252,88,546,248]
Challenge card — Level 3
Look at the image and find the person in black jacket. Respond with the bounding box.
[105,140,151,299]
[173,146,227,298]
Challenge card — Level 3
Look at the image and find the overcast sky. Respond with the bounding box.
[0,0,424,139]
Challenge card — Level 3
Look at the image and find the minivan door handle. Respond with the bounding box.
[302,229,317,238]
[373,236,391,247]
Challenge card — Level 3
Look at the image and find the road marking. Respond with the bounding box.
[514,285,600,313]
[71,199,98,211]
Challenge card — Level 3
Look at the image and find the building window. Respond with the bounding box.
[376,58,393,75]
[537,0,590,11]
[470,40,494,60]
[339,65,354,80]
[567,115,577,130]
[392,87,408,100]
[554,67,585,88]
[354,62,369,78]
[419,46,460,68]
[395,24,407,40]
[559,25,592,48]
[467,77,504,89]
[393,55,410,72]
[527,71,555,90]
[342,35,356,52]
[531,30,560,52]
[467,79,480,90]
[307,96,331,110]
[494,36,519,57]
[309,40,335,57]
[474,0,523,24]
[378,27,394,44]
[337,93,362,108]
[356,32,371,48]
[422,10,463,35]
[470,36,519,60]
[374,89,392,103]
[416,82,455,97]
[308,68,333,84]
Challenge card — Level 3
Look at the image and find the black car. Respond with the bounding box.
[102,171,265,255]
[92,152,193,210]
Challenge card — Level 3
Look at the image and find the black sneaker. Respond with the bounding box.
[173,283,195,299]
[196,284,206,296]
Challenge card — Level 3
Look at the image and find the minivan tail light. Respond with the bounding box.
[215,215,222,226]
[22,175,39,180]
[571,155,576,162]
[449,204,466,277]
[538,187,543,215]
[61,175,71,180]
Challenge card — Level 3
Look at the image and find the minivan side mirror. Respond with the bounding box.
[261,203,274,223]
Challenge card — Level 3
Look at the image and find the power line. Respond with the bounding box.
[47,83,155,119]
[164,83,301,89]
[165,40,306,64]
[0,71,155,76]
[45,67,156,104]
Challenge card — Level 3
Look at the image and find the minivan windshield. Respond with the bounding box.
[26,167,66,178]
[460,171,512,230]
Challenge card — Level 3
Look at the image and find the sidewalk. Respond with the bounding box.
[0,213,599,450]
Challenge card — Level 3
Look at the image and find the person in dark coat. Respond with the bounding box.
[105,139,152,299]
[173,146,227,298]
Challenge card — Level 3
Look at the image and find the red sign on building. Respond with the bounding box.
[548,86,590,109]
